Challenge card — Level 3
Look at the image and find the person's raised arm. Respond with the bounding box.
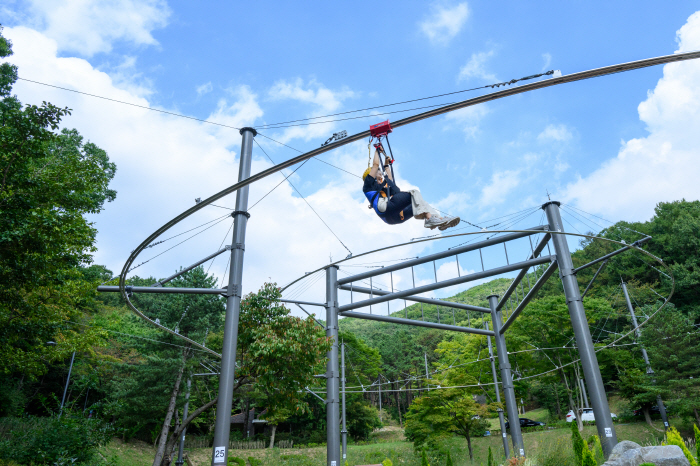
[369,149,381,179]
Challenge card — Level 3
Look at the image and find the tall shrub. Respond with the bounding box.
[664,427,697,466]
[488,446,494,466]
[694,424,700,461]
[571,417,585,464]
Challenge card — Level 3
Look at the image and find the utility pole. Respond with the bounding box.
[325,266,340,466]
[211,127,256,466]
[59,351,76,418]
[341,342,347,462]
[424,353,430,390]
[579,378,590,408]
[488,295,525,457]
[543,201,617,457]
[175,378,192,466]
[485,321,509,458]
[621,281,669,429]
[378,375,382,421]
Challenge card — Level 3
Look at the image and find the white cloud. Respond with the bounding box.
[3,25,452,323]
[444,105,490,138]
[564,11,700,221]
[266,78,356,143]
[537,124,573,143]
[480,170,521,205]
[196,82,213,96]
[24,0,170,56]
[458,50,497,82]
[420,3,470,45]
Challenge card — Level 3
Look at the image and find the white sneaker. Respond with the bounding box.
[424,216,447,230]
[438,216,460,231]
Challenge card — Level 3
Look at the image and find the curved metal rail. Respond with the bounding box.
[116,51,695,355]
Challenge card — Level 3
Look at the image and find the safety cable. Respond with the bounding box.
[248,158,311,210]
[207,219,234,274]
[128,215,231,273]
[145,213,230,249]
[253,139,353,256]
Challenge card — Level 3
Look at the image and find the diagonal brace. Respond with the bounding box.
[497,233,551,310]
[500,260,559,334]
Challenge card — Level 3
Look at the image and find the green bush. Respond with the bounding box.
[664,427,698,466]
[581,446,596,466]
[694,424,700,461]
[487,446,493,466]
[382,459,393,466]
[248,457,262,466]
[227,456,245,466]
[639,463,656,466]
[445,451,453,466]
[0,414,112,465]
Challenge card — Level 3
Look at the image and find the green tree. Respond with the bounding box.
[571,416,585,465]
[641,306,700,426]
[0,26,116,378]
[405,371,492,460]
[346,400,382,441]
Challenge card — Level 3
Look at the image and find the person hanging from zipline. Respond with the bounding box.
[362,147,460,230]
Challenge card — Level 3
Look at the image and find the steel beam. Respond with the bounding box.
[581,260,608,300]
[488,295,524,457]
[339,311,494,336]
[338,284,490,313]
[500,261,559,333]
[485,321,509,458]
[326,266,341,466]
[497,233,551,310]
[152,246,231,287]
[339,256,553,312]
[279,299,326,307]
[572,237,651,274]
[544,201,617,458]
[338,227,547,286]
[98,285,226,295]
[211,127,255,466]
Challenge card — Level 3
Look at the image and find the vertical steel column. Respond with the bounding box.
[341,343,348,461]
[378,375,382,420]
[488,295,524,457]
[211,127,256,465]
[485,321,510,458]
[326,266,341,466]
[543,201,617,457]
[176,378,192,466]
[621,281,669,429]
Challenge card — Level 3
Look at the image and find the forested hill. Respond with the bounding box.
[339,278,511,348]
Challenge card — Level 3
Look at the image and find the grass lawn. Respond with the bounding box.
[103,419,671,466]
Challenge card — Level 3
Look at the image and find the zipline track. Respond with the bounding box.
[118,51,695,356]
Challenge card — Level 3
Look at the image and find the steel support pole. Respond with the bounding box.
[176,377,192,466]
[488,295,524,457]
[326,266,341,466]
[378,375,382,420]
[341,343,348,461]
[579,378,590,408]
[485,321,509,458]
[211,127,256,465]
[621,282,669,429]
[543,201,617,457]
[59,351,76,417]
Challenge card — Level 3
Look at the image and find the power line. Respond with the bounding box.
[253,70,556,130]
[15,76,242,131]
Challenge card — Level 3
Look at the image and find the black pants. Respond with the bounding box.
[383,192,413,225]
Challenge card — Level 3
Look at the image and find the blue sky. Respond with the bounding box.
[2,1,700,319]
